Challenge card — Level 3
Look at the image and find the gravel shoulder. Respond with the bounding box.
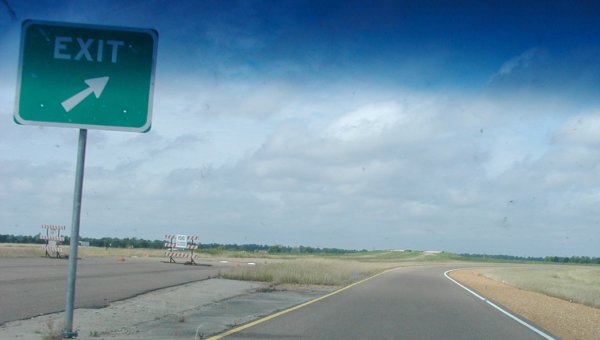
[449,268,600,340]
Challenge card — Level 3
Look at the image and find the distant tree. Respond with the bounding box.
[3,233,595,263]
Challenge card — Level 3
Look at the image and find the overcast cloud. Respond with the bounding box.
[1,1,600,256]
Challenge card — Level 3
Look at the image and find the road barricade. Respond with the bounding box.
[164,234,200,265]
[40,224,65,258]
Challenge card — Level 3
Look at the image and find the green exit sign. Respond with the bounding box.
[15,20,158,132]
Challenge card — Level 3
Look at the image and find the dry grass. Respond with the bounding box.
[0,243,169,258]
[40,319,64,340]
[2,243,199,259]
[222,258,399,286]
[451,268,600,340]
[0,243,452,263]
[0,243,46,258]
[77,246,165,258]
[480,266,600,308]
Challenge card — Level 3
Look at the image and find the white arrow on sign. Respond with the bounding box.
[61,76,110,112]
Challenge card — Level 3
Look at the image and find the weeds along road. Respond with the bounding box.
[0,257,227,325]
[221,265,552,340]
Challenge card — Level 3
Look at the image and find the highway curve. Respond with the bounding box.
[221,265,553,340]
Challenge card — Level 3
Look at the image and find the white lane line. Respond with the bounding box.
[444,269,555,340]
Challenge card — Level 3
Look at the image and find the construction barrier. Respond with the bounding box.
[164,234,199,264]
[41,224,65,258]
[165,252,195,258]
[40,235,65,241]
[42,245,64,253]
[164,235,199,241]
[42,224,66,230]
[164,243,198,249]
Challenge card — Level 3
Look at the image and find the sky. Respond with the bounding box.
[1,0,600,256]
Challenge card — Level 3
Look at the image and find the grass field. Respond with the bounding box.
[0,243,285,259]
[218,250,456,286]
[3,243,599,306]
[0,243,437,262]
[0,243,167,258]
[0,243,442,286]
[222,258,400,286]
[480,266,600,308]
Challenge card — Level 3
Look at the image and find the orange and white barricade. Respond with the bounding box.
[41,224,65,258]
[164,234,200,264]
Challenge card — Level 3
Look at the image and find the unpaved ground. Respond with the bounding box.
[450,268,600,340]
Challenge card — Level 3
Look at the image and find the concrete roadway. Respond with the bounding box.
[224,265,552,340]
[0,257,225,325]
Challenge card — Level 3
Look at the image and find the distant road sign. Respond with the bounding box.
[15,20,158,132]
[175,235,188,249]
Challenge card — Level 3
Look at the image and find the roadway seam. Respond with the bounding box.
[206,267,399,340]
[443,269,555,340]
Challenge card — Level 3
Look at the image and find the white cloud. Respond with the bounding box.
[495,48,544,76]
[554,111,600,147]
[489,47,548,83]
[325,102,406,141]
[2,1,600,257]
[2,69,600,256]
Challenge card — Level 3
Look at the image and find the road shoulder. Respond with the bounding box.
[449,268,600,340]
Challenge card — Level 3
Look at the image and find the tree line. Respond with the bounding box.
[459,253,600,264]
[1,234,598,261]
[543,256,600,264]
[0,233,362,254]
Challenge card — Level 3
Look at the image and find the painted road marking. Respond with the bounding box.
[207,267,399,340]
[444,269,555,340]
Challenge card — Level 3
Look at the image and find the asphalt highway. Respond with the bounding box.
[0,257,225,325]
[223,265,552,340]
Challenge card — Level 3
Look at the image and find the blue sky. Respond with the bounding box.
[1,1,600,256]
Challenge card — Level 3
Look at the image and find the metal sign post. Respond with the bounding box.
[63,129,87,338]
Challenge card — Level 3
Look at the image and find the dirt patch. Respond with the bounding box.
[449,268,600,340]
